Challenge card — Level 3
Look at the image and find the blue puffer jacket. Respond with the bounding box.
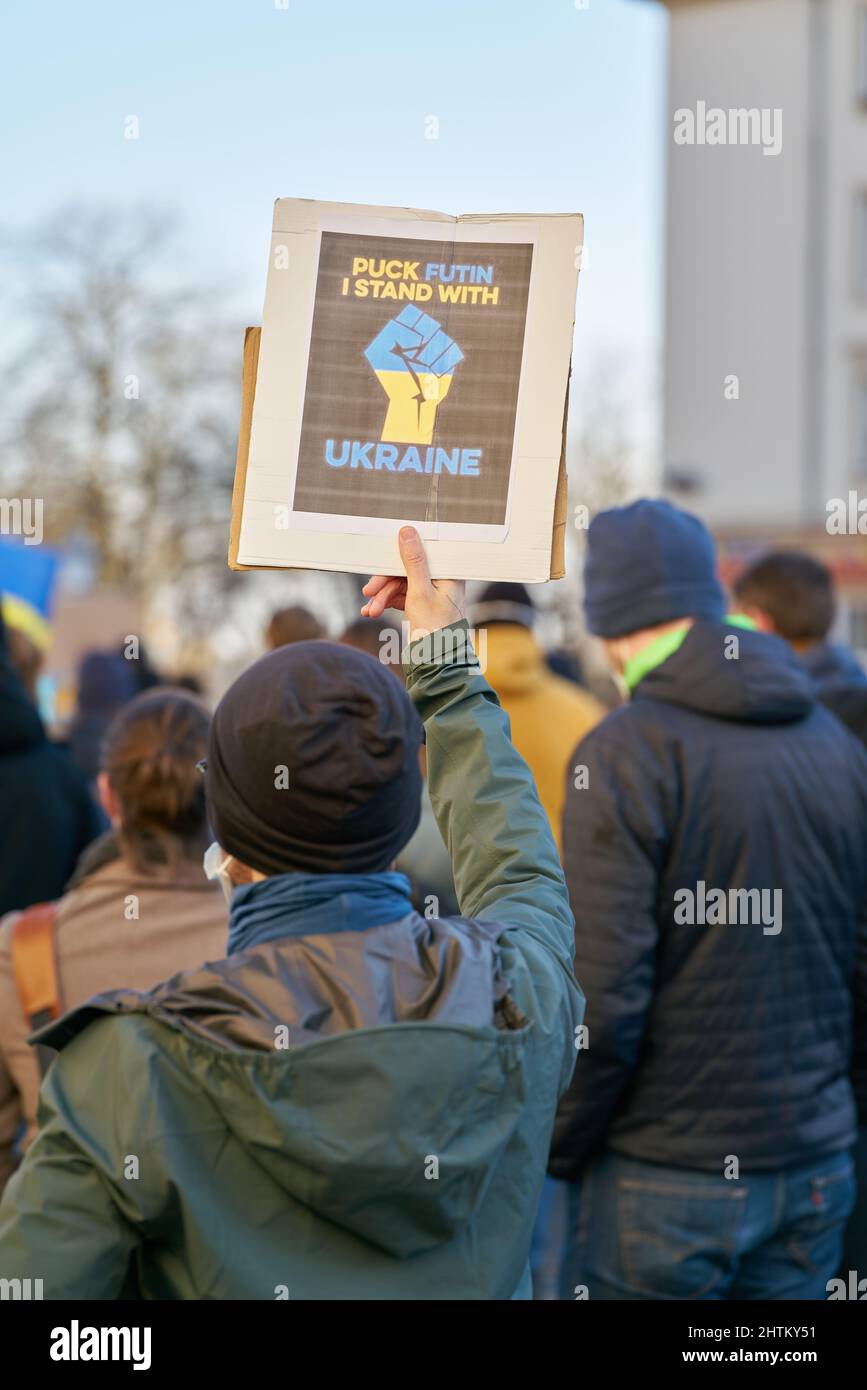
[802,641,867,755]
[550,620,867,1176]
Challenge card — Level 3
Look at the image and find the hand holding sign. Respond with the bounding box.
[364,307,464,447]
[361,527,466,638]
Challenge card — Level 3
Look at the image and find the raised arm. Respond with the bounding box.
[363,528,575,975]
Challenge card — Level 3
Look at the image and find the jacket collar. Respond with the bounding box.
[624,613,758,692]
[72,853,219,895]
[227,870,413,954]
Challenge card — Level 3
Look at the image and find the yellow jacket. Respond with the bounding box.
[481,625,604,852]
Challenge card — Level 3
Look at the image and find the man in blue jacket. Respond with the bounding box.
[732,549,867,751]
[732,547,867,1277]
[551,500,867,1300]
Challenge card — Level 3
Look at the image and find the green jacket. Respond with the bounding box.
[0,624,583,1299]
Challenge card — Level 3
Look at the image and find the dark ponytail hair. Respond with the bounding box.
[102,688,211,872]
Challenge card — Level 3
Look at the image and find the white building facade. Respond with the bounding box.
[650,0,867,650]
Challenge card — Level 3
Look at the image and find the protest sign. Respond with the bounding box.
[231,200,582,581]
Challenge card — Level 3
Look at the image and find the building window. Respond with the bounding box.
[848,604,867,660]
[859,7,867,105]
[856,371,867,479]
[857,193,867,294]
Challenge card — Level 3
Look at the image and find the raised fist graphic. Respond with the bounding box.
[364,306,464,446]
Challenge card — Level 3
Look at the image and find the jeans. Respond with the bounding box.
[560,1148,855,1301]
[530,1176,569,1299]
[841,1127,867,1277]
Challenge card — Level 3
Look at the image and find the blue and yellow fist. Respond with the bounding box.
[364,307,464,446]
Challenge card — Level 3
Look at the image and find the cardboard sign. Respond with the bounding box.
[231,200,582,582]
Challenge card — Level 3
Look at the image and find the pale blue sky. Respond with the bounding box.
[1,0,667,370]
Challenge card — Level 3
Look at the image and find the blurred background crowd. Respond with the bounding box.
[2,0,867,1302]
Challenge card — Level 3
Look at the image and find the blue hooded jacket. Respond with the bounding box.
[552,620,867,1175]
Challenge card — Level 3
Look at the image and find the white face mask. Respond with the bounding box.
[203,841,235,903]
[610,668,631,703]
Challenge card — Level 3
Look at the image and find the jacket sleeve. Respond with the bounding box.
[0,1031,138,1298]
[853,889,867,1120]
[0,916,25,1195]
[405,622,580,1036]
[0,1045,19,1197]
[549,721,668,1179]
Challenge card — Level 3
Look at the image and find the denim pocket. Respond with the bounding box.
[618,1176,748,1300]
[787,1157,856,1277]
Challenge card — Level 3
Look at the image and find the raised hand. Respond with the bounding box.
[361,526,466,639]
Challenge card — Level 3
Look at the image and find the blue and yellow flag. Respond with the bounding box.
[0,539,59,651]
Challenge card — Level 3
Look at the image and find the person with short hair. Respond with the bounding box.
[733,549,867,1277]
[551,500,867,1301]
[0,529,582,1300]
[733,550,867,747]
[264,603,324,650]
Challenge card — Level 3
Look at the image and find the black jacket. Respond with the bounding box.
[0,657,103,916]
[551,620,867,1177]
[802,641,867,751]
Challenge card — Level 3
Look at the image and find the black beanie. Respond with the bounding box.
[583,499,726,638]
[470,582,536,630]
[206,640,423,876]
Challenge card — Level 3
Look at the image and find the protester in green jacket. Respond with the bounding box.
[0,528,583,1300]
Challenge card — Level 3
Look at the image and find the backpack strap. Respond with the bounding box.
[11,903,62,1077]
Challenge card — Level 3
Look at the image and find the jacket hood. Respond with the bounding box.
[36,916,531,1259]
[636,620,815,725]
[481,625,545,696]
[0,658,45,755]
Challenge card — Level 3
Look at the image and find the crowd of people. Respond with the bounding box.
[0,500,864,1300]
